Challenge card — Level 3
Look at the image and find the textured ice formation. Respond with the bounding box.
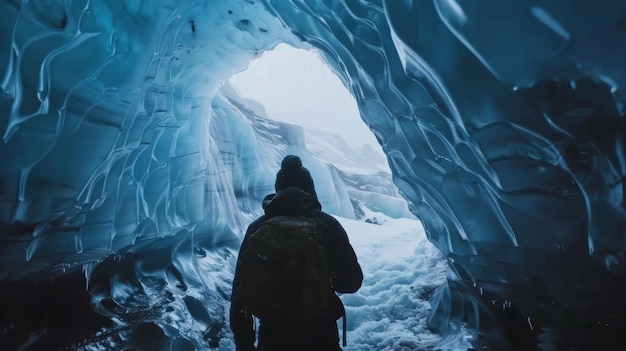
[1,0,625,350]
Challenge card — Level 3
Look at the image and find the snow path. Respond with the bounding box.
[336,213,468,351]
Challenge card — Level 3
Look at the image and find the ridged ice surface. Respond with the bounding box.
[1,0,625,350]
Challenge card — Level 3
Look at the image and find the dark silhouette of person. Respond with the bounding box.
[230,155,363,351]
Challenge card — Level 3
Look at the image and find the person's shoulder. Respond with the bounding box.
[310,210,343,229]
[250,215,267,226]
[309,208,330,219]
[246,215,270,235]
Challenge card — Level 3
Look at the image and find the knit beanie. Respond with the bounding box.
[274,155,317,197]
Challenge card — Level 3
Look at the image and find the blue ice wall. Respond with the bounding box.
[1,0,625,350]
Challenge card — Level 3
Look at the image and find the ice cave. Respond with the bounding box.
[1,1,626,350]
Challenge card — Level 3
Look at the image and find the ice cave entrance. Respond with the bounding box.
[229,43,381,153]
[227,44,456,350]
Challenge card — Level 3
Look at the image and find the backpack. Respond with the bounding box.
[235,215,330,322]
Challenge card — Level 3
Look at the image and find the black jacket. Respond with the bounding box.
[230,187,363,350]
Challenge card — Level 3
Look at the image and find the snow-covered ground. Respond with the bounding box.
[339,211,445,350]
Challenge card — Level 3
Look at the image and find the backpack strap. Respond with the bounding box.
[342,310,347,346]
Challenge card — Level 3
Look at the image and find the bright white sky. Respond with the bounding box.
[229,43,379,149]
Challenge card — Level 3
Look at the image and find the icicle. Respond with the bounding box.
[83,261,96,290]
[25,238,39,261]
[74,232,84,254]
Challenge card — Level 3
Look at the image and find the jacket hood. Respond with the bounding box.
[263,187,322,216]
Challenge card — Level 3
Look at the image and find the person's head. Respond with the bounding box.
[274,155,317,198]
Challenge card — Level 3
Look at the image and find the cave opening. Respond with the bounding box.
[225,41,413,221]
[229,43,383,155]
[218,42,462,349]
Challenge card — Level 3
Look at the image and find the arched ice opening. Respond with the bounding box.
[1,1,626,350]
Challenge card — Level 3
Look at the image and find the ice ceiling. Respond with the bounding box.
[1,0,626,350]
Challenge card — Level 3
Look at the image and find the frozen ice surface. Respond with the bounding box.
[1,0,625,350]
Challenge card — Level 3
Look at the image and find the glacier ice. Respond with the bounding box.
[1,0,625,350]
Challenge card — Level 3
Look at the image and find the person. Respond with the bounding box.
[230,155,363,351]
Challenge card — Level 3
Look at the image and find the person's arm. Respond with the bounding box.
[323,216,363,293]
[230,222,264,351]
[229,299,255,351]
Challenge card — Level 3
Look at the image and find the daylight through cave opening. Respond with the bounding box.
[229,43,382,155]
[210,41,411,219]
